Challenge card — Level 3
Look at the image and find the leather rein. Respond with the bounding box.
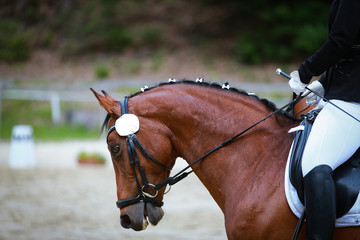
[107,95,303,210]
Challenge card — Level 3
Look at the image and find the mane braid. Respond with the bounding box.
[101,80,297,132]
[130,79,291,113]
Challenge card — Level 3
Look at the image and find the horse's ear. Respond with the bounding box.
[90,88,121,118]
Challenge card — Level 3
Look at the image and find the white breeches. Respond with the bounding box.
[302,100,360,177]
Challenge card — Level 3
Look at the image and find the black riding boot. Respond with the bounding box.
[303,164,336,240]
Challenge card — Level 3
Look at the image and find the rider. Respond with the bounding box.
[288,0,360,239]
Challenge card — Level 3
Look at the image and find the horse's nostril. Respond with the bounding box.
[120,214,132,229]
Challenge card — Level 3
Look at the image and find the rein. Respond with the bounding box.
[108,95,303,210]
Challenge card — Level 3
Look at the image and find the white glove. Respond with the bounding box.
[289,71,307,95]
[301,80,324,106]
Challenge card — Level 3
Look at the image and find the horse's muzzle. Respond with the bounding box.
[119,202,164,231]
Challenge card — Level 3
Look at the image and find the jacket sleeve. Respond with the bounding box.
[298,0,360,84]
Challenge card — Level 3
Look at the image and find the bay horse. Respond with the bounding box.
[91,80,360,239]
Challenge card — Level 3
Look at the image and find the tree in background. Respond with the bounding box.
[0,0,329,64]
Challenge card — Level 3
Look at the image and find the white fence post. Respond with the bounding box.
[51,92,61,124]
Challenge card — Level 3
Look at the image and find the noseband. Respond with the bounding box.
[107,97,172,209]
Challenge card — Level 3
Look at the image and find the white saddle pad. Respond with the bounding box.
[284,143,360,227]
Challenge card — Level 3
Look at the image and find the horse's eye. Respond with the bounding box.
[111,144,121,155]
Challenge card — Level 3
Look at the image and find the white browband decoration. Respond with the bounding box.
[115,114,140,136]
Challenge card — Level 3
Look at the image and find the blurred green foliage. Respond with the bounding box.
[150,53,164,72]
[137,26,163,47]
[0,20,30,62]
[0,0,329,64]
[233,1,328,63]
[77,151,106,164]
[94,65,110,79]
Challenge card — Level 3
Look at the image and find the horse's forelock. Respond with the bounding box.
[101,113,111,134]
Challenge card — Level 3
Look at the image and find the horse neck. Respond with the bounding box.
[132,84,297,211]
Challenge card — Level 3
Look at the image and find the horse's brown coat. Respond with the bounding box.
[92,82,360,239]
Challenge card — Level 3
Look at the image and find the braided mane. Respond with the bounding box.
[101,80,297,133]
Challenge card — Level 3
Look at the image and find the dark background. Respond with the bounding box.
[0,0,329,64]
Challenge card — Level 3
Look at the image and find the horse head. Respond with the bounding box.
[91,89,178,231]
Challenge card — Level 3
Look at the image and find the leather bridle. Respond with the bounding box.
[107,97,172,209]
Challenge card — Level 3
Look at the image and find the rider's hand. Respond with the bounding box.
[301,80,324,106]
[289,71,307,95]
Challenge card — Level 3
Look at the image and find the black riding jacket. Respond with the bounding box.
[298,0,360,102]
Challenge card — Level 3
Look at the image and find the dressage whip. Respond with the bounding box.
[276,68,360,123]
